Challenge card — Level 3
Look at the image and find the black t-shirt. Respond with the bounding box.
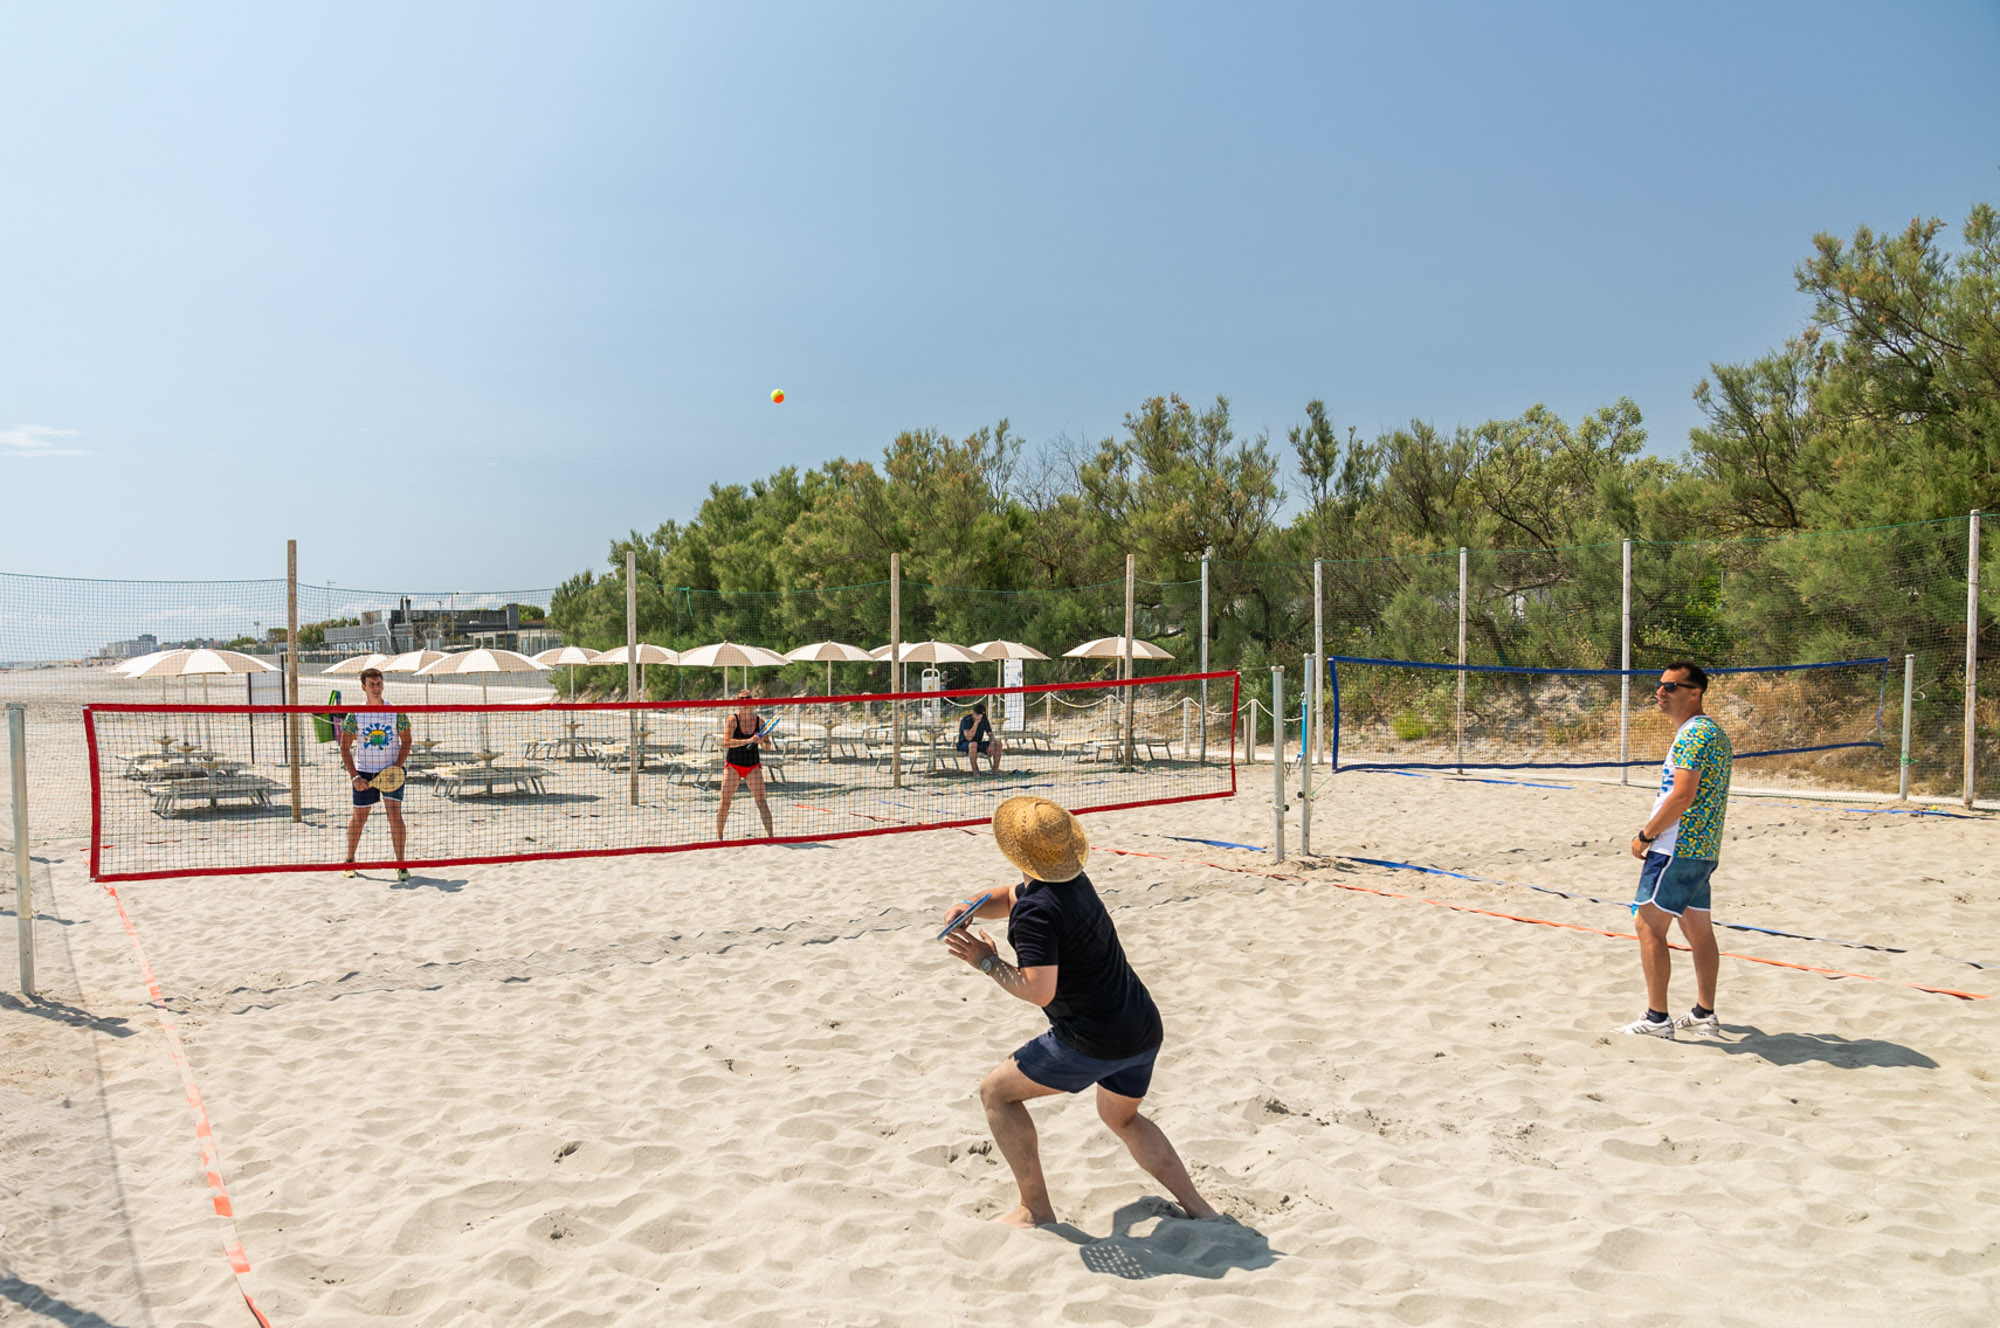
[960,713,992,744]
[1007,871,1162,1059]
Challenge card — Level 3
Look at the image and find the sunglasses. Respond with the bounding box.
[1655,680,1699,693]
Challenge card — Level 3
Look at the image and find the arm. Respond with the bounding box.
[340,728,363,787]
[1632,767,1701,857]
[943,927,1058,1007]
[395,716,412,767]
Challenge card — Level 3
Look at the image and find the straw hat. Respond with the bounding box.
[991,796,1089,883]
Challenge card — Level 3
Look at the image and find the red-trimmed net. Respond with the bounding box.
[83,674,1238,880]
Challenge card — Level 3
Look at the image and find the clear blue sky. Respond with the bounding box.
[4,1,1997,591]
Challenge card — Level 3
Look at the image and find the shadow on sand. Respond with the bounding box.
[1048,1197,1280,1280]
[1697,1025,1938,1069]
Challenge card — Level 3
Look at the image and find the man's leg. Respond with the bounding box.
[987,737,1004,773]
[1095,1087,1220,1219]
[1677,908,1718,1010]
[1634,901,1675,1013]
[384,802,407,861]
[976,1059,1065,1228]
[344,805,370,862]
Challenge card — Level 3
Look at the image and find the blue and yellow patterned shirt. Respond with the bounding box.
[1651,714,1732,861]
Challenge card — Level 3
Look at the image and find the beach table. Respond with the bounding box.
[146,772,280,818]
[431,762,551,799]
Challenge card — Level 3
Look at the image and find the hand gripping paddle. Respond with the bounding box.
[365,765,406,793]
[935,891,994,942]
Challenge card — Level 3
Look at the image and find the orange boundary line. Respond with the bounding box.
[102,883,275,1326]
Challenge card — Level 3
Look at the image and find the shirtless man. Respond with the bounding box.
[942,796,1220,1228]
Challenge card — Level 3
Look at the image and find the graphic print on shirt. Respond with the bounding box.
[1648,714,1733,860]
[341,710,410,773]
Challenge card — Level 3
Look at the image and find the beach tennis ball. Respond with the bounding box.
[771,389,785,404]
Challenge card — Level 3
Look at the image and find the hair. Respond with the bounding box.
[359,667,384,684]
[972,701,987,716]
[1661,661,1708,692]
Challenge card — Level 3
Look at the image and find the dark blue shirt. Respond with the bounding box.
[1007,871,1162,1059]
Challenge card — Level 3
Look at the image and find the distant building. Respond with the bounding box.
[322,601,558,655]
[97,633,159,660]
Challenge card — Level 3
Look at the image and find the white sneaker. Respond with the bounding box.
[1613,1015,1675,1038]
[1673,1009,1720,1037]
[342,868,357,878]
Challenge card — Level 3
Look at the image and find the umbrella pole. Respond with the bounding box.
[480,676,491,752]
[826,660,833,697]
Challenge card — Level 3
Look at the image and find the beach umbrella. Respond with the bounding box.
[784,640,874,695]
[324,651,394,675]
[675,641,787,697]
[1063,635,1174,673]
[970,639,1050,689]
[417,648,549,750]
[868,640,985,664]
[532,645,602,700]
[593,642,678,700]
[120,648,279,746]
[381,648,451,734]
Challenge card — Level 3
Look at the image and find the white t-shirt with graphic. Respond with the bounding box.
[342,709,409,774]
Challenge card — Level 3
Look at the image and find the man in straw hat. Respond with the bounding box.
[942,796,1220,1229]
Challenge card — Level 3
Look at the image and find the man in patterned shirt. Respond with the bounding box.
[339,667,413,882]
[1616,661,1732,1039]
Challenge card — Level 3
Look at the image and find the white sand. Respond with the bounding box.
[3,770,1997,1326]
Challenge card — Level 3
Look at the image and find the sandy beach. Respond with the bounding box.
[4,766,1997,1326]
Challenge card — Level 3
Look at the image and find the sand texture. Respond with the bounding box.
[3,767,1997,1326]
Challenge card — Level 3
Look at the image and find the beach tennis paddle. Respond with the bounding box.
[935,891,994,942]
[365,765,406,793]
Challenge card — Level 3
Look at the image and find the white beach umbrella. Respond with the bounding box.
[1064,636,1174,681]
[594,642,679,700]
[120,648,279,745]
[970,639,1050,688]
[868,640,985,665]
[381,648,451,732]
[784,640,875,695]
[417,648,549,748]
[532,645,602,700]
[324,651,395,675]
[676,641,788,697]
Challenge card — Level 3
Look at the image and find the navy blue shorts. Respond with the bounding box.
[1636,851,1714,916]
[352,776,404,808]
[957,738,993,754]
[1013,1030,1160,1099]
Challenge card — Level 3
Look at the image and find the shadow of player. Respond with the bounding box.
[1693,1024,1938,1070]
[1053,1196,1281,1281]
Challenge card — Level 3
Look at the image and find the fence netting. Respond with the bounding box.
[81,675,1238,880]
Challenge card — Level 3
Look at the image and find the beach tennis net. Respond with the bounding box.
[81,672,1238,880]
[1329,655,1892,779]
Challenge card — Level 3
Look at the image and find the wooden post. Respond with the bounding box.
[1456,545,1468,775]
[1312,558,1324,767]
[627,550,640,806]
[9,702,33,996]
[1199,547,1211,765]
[1123,553,1136,768]
[1900,653,1915,801]
[1620,538,1632,785]
[286,539,301,823]
[1967,510,1982,810]
[1271,668,1285,864]
[890,553,902,790]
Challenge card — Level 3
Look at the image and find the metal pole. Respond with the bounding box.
[1300,653,1313,856]
[1901,653,1915,801]
[1199,547,1211,765]
[626,551,639,806]
[1123,553,1136,769]
[1271,667,1285,864]
[1967,510,1982,810]
[890,553,902,790]
[1457,545,1468,774]
[1620,538,1632,785]
[286,539,301,823]
[1313,558,1324,767]
[9,703,33,996]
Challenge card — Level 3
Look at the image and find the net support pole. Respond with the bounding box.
[1620,538,1632,785]
[1123,553,1136,770]
[1313,558,1324,766]
[626,550,639,806]
[8,702,33,997]
[1967,509,1982,810]
[1271,667,1285,864]
[1299,653,1313,857]
[890,553,902,790]
[1199,547,1211,765]
[1901,653,1915,801]
[286,539,301,823]
[1456,546,1467,774]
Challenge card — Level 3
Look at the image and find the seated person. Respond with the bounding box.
[957,701,1005,774]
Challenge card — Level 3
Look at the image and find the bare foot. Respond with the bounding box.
[1180,1198,1223,1220]
[993,1204,1055,1230]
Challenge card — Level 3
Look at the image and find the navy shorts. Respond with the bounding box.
[957,739,993,754]
[1636,851,1715,916]
[352,775,404,808]
[1013,1030,1160,1099]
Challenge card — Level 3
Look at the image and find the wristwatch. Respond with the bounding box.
[979,954,1001,975]
[1636,828,1657,844]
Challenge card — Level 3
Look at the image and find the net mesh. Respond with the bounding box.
[82,675,1238,880]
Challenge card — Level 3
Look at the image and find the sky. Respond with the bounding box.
[3,1,1998,595]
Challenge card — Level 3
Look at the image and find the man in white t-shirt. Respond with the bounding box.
[339,667,412,882]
